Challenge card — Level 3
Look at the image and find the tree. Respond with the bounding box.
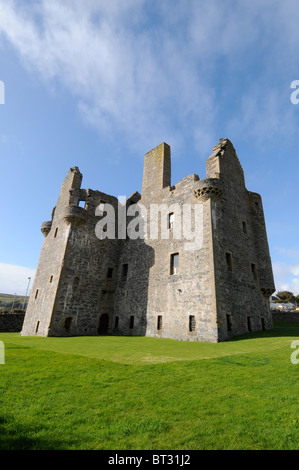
[276,291,295,303]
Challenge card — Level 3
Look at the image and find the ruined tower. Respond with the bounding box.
[21,139,275,341]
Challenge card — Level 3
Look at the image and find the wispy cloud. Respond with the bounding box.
[0,263,36,295]
[272,261,299,294]
[0,0,298,155]
[0,0,217,154]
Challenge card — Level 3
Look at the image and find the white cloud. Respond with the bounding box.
[272,261,299,294]
[291,266,299,277]
[0,0,217,155]
[272,246,299,293]
[0,263,36,296]
[0,0,298,155]
[276,279,299,294]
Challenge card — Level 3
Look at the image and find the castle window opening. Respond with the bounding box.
[189,315,196,332]
[122,263,128,280]
[226,252,233,272]
[107,267,113,278]
[78,200,86,209]
[261,317,266,331]
[50,275,53,283]
[129,315,134,329]
[73,276,80,291]
[115,316,119,328]
[35,289,39,300]
[54,227,58,238]
[226,314,233,331]
[170,253,179,275]
[98,313,109,335]
[35,321,40,333]
[251,263,258,281]
[247,316,252,332]
[64,317,72,330]
[157,315,163,330]
[242,221,247,235]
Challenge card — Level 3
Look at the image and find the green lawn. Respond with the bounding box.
[0,322,298,450]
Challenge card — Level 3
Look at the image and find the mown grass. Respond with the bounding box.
[0,322,298,450]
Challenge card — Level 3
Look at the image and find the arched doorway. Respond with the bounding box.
[98,314,109,335]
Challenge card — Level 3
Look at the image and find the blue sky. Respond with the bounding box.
[0,0,298,296]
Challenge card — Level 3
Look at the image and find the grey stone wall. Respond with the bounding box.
[21,168,80,336]
[272,310,299,322]
[207,140,275,340]
[0,313,25,332]
[139,147,218,342]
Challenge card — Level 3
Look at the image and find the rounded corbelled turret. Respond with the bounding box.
[194,178,223,203]
[63,205,88,226]
[41,220,52,237]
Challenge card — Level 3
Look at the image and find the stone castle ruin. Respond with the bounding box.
[21,139,275,341]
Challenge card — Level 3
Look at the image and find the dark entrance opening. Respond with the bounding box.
[98,314,109,335]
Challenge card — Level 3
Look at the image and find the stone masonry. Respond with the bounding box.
[21,139,275,341]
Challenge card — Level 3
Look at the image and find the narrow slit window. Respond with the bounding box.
[35,321,40,333]
[242,221,247,235]
[261,317,266,331]
[54,227,58,238]
[115,316,119,329]
[49,275,53,283]
[226,314,232,332]
[129,316,134,329]
[170,253,179,275]
[189,315,196,332]
[73,277,80,291]
[122,264,128,280]
[226,252,233,272]
[35,289,39,300]
[251,263,258,281]
[107,268,113,279]
[247,316,252,332]
[157,315,163,331]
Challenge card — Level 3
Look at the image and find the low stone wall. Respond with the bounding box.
[271,310,299,322]
[0,313,25,332]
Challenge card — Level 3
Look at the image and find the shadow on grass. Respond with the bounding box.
[229,321,299,342]
[0,415,77,450]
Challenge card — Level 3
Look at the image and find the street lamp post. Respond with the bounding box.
[11,293,17,311]
[22,277,31,310]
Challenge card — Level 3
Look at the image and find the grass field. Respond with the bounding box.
[0,293,27,302]
[0,322,298,450]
